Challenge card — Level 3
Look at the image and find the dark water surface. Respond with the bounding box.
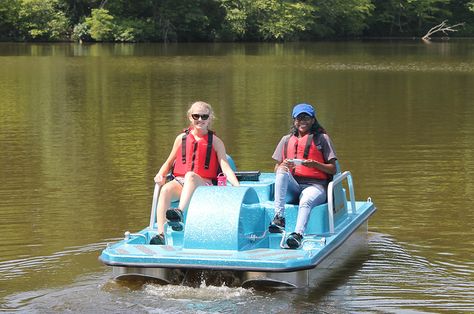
[1,41,473,313]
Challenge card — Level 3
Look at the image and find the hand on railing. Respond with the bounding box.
[154,173,166,186]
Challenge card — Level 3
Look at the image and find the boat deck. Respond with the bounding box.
[101,200,375,272]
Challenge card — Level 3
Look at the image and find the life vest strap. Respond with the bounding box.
[303,134,313,159]
[181,129,190,163]
[283,135,290,159]
[204,131,213,169]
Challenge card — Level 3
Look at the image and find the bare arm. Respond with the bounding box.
[213,136,240,187]
[302,158,337,175]
[154,134,182,185]
[275,160,295,172]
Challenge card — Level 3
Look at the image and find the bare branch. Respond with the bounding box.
[100,0,108,9]
[422,20,465,41]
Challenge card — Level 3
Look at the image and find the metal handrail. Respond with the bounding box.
[327,171,356,234]
[124,231,147,242]
[149,183,161,229]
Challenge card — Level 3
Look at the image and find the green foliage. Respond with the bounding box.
[406,0,451,33]
[220,0,315,41]
[255,1,315,40]
[219,0,250,40]
[17,0,69,40]
[113,18,155,42]
[152,0,219,42]
[446,0,474,36]
[0,0,20,39]
[366,0,453,36]
[309,0,374,38]
[221,7,247,38]
[85,8,115,41]
[71,21,90,41]
[80,8,157,42]
[1,0,474,41]
[57,0,101,24]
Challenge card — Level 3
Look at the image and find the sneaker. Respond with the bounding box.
[166,208,184,231]
[166,208,183,222]
[268,214,285,233]
[168,222,183,231]
[286,232,303,249]
[150,233,165,245]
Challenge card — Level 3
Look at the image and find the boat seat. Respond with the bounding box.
[239,173,275,202]
[227,155,275,202]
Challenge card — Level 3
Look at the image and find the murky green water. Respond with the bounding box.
[1,41,473,312]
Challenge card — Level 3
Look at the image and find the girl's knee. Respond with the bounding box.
[300,198,325,209]
[161,181,179,196]
[300,188,326,207]
[275,169,291,182]
[184,171,200,181]
[160,183,173,194]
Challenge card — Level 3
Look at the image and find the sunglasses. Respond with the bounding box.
[191,114,210,121]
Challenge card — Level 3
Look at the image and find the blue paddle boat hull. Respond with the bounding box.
[100,170,376,288]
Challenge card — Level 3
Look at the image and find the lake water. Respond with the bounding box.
[1,41,473,313]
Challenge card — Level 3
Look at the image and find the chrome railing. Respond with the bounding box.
[327,171,356,234]
[149,183,161,229]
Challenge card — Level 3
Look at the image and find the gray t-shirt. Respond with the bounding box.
[272,133,337,185]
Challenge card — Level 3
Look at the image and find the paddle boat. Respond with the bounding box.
[99,160,376,288]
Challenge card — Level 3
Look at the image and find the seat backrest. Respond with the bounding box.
[331,160,348,215]
[335,160,341,175]
[284,160,344,207]
[226,154,237,171]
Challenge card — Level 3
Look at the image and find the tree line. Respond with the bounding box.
[1,0,473,42]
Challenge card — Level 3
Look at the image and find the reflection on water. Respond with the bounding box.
[1,41,473,312]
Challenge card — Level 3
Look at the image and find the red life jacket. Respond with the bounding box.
[172,129,219,180]
[283,133,329,180]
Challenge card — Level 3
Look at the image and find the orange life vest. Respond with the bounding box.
[172,130,219,180]
[283,133,329,180]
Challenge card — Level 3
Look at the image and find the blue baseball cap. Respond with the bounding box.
[292,103,315,118]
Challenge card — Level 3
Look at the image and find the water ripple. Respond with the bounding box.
[304,62,474,73]
[0,240,115,281]
[342,232,474,313]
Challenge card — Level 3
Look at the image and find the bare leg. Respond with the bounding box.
[178,172,209,211]
[156,180,182,234]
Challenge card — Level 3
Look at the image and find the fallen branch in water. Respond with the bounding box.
[422,20,464,41]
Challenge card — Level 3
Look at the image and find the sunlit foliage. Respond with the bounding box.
[1,0,473,42]
[18,0,69,40]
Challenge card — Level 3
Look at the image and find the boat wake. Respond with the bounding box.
[144,282,253,300]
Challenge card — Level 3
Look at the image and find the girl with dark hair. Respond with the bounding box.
[269,103,337,249]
